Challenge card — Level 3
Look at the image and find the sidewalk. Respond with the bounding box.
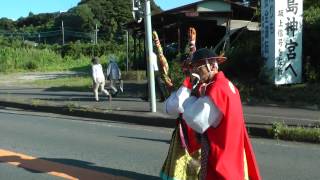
[0,85,177,127]
[0,82,319,139]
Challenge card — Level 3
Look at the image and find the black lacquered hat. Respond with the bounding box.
[191,48,227,66]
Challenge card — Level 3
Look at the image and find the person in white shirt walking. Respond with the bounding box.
[91,57,110,101]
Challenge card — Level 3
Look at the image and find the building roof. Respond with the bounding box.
[125,0,258,32]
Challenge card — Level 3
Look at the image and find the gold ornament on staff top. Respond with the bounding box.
[181,27,197,75]
[152,31,173,90]
[188,27,197,56]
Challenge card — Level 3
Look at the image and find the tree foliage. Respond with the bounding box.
[303,0,320,82]
[0,18,16,31]
[54,4,98,31]
[16,13,57,31]
[1,0,161,42]
[78,0,161,41]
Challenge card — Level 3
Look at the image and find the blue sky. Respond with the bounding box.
[0,0,80,20]
[154,0,201,10]
[0,0,200,20]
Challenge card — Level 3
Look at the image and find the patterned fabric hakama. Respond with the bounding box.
[160,124,201,180]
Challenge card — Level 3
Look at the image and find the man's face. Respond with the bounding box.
[190,63,211,84]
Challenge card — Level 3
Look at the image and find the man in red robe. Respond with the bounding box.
[164,48,261,180]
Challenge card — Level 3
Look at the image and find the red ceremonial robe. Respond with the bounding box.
[202,72,261,180]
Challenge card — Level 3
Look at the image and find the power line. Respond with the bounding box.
[0,26,127,44]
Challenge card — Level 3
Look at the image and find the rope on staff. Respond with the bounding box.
[152,31,174,91]
[188,27,197,56]
[181,27,197,76]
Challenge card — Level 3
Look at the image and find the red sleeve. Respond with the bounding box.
[182,76,192,90]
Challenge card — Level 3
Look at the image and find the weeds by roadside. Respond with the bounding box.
[33,75,92,91]
[66,102,80,112]
[0,47,91,73]
[270,122,320,143]
[31,99,45,107]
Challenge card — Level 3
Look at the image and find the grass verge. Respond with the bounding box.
[32,75,92,92]
[32,71,146,90]
[269,122,320,143]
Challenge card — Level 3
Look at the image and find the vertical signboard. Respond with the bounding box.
[261,0,303,85]
[261,0,274,69]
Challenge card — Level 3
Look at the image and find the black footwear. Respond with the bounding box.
[111,91,119,97]
[159,98,166,102]
[141,96,149,101]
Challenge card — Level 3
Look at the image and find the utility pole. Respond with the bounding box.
[132,0,156,112]
[144,0,156,112]
[126,30,129,72]
[61,21,65,45]
[95,24,98,45]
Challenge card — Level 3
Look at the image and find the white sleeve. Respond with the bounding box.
[183,96,222,133]
[163,86,191,116]
[151,52,159,71]
[92,65,97,83]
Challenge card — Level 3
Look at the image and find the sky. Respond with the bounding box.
[154,0,201,10]
[0,0,80,20]
[0,0,201,20]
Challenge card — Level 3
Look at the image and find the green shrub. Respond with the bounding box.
[60,41,124,58]
[169,60,184,90]
[304,5,320,26]
[303,3,320,82]
[25,61,38,70]
[121,70,146,81]
[271,122,284,139]
[0,46,91,72]
[270,122,320,143]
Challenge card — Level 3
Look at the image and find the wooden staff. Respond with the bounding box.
[182,27,197,75]
[152,31,173,90]
[188,27,197,56]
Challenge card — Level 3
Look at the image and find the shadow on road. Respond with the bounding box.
[36,97,144,103]
[118,136,170,144]
[0,155,160,180]
[0,88,44,91]
[0,92,90,97]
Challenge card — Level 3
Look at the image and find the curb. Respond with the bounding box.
[0,100,273,139]
[246,124,273,139]
[0,100,177,127]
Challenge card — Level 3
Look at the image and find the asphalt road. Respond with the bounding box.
[0,108,319,180]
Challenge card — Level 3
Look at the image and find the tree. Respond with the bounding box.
[78,0,162,41]
[303,1,320,81]
[55,4,98,31]
[3,0,162,43]
[16,13,56,31]
[28,12,34,17]
[0,18,16,31]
